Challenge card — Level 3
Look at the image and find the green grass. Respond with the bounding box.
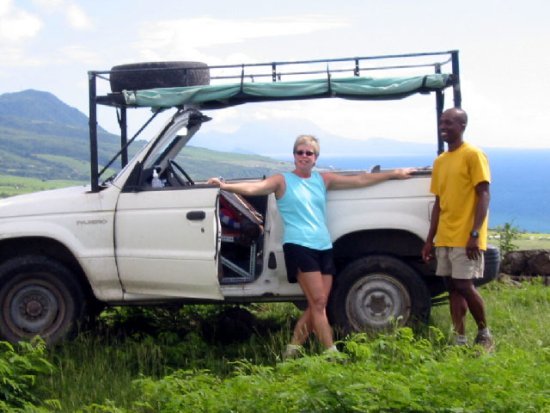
[3,279,544,412]
[34,154,93,176]
[488,230,550,250]
[0,174,86,198]
[0,148,290,199]
[514,233,550,250]
[1,175,548,410]
[36,305,299,411]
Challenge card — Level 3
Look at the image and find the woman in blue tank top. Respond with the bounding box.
[208,135,413,358]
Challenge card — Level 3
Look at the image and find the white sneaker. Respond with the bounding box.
[323,345,341,361]
[282,344,303,360]
[474,331,495,353]
[324,345,339,353]
[454,335,468,346]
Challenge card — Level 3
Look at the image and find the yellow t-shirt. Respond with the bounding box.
[430,142,491,250]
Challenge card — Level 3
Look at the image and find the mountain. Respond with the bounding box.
[0,90,123,180]
[0,89,437,182]
[193,116,436,158]
[0,89,91,131]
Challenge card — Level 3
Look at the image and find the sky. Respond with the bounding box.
[1,0,549,149]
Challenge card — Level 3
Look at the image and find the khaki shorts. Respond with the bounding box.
[435,247,484,279]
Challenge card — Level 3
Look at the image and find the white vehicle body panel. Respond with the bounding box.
[115,187,223,300]
[327,178,432,241]
[0,186,124,301]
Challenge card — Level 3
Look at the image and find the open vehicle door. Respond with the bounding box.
[113,110,223,300]
[114,186,222,300]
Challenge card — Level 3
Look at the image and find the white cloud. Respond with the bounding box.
[32,0,64,11]
[32,0,93,29]
[128,14,455,146]
[135,15,348,62]
[0,0,9,14]
[202,107,242,134]
[65,3,92,30]
[59,44,100,64]
[0,0,43,67]
[0,46,42,67]
[0,0,42,43]
[0,0,93,69]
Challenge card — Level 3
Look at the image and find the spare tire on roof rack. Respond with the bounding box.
[109,61,210,92]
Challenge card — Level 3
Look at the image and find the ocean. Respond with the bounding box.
[315,149,550,233]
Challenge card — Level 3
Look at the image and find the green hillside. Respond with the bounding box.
[0,144,291,198]
[0,90,290,189]
[0,90,129,180]
[0,90,294,187]
[177,145,292,181]
[0,174,86,198]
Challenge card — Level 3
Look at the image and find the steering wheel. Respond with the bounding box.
[168,159,195,186]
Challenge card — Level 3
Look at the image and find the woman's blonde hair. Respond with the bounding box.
[293,134,320,156]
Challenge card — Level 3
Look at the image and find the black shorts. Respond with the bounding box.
[283,243,336,284]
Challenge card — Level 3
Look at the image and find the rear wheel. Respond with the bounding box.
[329,255,430,334]
[0,255,86,344]
[109,61,210,92]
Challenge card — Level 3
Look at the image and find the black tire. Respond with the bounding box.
[475,244,500,287]
[329,255,431,334]
[0,255,86,345]
[109,61,210,92]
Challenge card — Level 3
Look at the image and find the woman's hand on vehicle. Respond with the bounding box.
[392,168,417,179]
[207,177,224,187]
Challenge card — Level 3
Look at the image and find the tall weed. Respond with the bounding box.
[495,221,520,254]
[32,281,550,412]
[0,339,56,412]
[86,328,549,413]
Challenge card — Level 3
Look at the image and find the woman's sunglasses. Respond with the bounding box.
[294,150,316,156]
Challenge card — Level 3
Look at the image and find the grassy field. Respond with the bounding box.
[2,279,548,412]
[1,174,548,411]
[0,174,86,198]
[488,230,550,250]
[513,233,550,250]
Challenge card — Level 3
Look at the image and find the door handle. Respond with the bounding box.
[187,210,206,221]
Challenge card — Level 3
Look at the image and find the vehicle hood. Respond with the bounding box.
[0,185,107,218]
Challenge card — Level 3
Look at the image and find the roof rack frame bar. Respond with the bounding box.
[87,50,460,192]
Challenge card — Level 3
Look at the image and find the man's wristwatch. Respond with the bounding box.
[470,230,479,238]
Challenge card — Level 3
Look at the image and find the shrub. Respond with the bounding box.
[81,326,550,413]
[0,338,56,411]
[495,221,520,255]
[41,284,550,412]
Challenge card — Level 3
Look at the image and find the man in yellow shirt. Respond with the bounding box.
[422,108,494,351]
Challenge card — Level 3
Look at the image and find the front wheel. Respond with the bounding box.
[0,255,86,344]
[329,255,431,334]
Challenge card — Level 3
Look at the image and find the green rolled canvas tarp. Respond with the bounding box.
[122,74,451,109]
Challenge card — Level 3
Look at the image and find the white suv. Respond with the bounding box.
[0,51,500,344]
